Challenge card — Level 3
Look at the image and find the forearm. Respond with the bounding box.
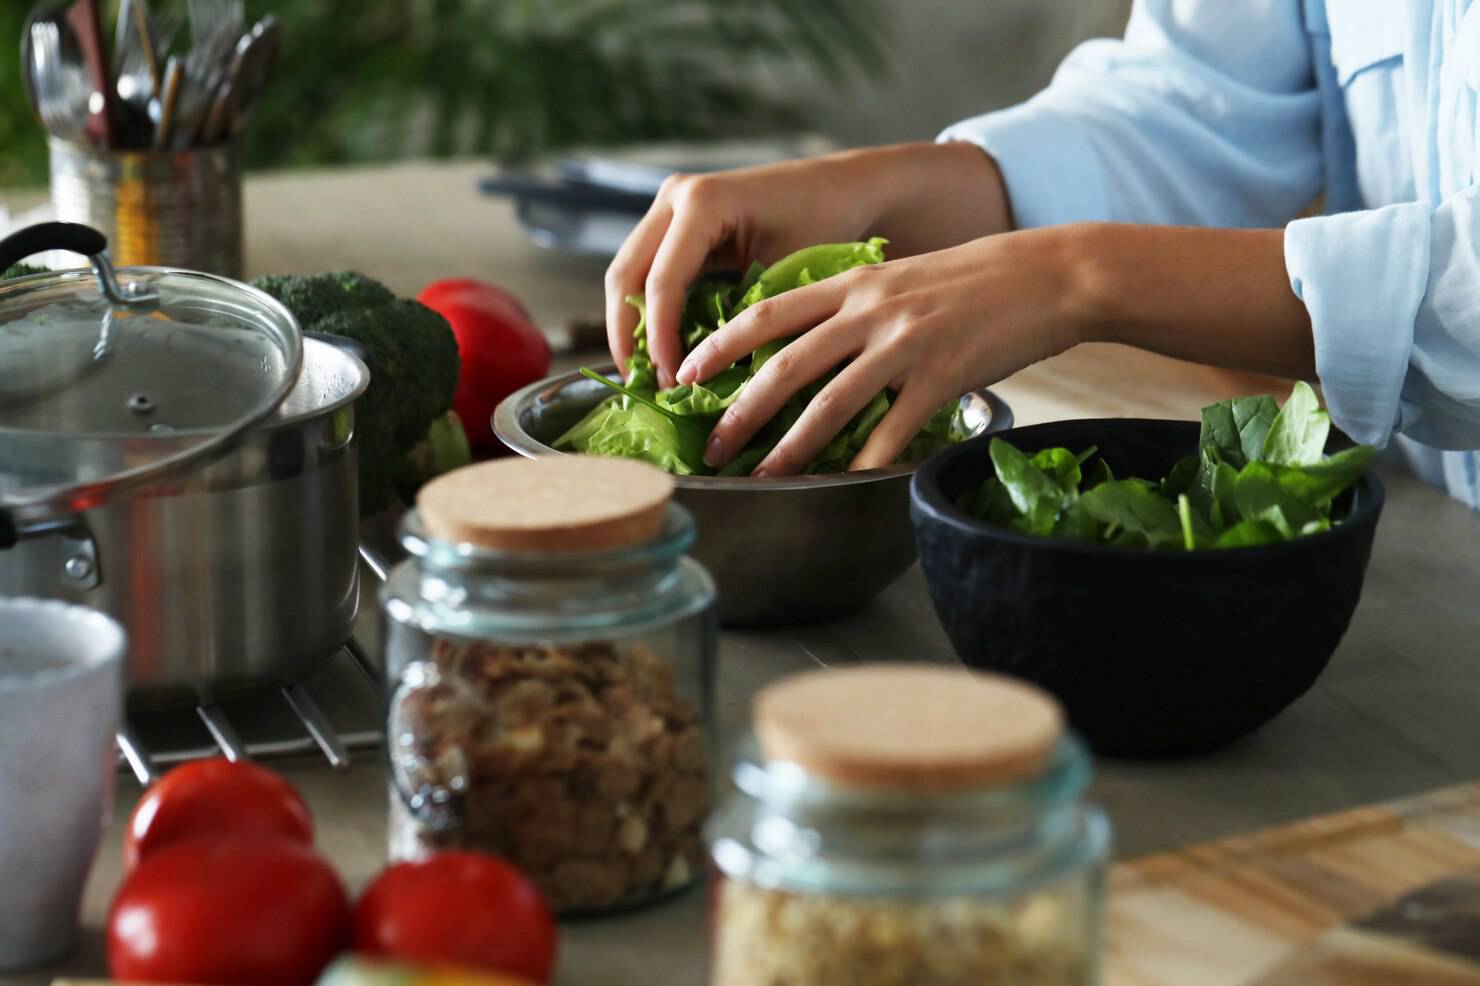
[843,141,1012,256]
[1067,223,1315,380]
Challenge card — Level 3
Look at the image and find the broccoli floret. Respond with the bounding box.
[2,263,49,280]
[253,271,396,326]
[397,410,472,503]
[252,274,461,516]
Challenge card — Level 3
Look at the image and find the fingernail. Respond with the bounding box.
[676,360,697,385]
[659,369,676,389]
[751,467,769,478]
[704,435,725,468]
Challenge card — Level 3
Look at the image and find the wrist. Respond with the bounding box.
[844,142,1012,253]
[1056,222,1123,348]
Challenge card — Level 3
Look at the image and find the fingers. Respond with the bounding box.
[849,382,948,471]
[645,207,725,388]
[677,280,843,386]
[751,356,898,477]
[605,202,674,373]
[701,314,859,470]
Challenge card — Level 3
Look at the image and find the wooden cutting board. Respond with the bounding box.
[1106,781,1480,986]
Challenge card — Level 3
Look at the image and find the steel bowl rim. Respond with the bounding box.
[494,365,1012,492]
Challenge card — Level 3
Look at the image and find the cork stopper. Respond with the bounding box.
[754,665,1064,792]
[416,456,675,553]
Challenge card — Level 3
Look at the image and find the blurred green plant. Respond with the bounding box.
[0,0,889,186]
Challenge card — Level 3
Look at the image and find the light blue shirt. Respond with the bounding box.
[941,0,1480,507]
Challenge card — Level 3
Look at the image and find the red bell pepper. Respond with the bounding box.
[417,278,552,455]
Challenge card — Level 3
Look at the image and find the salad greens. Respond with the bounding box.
[959,382,1375,550]
[555,239,970,475]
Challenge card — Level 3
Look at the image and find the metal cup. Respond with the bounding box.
[48,136,244,279]
[0,597,124,972]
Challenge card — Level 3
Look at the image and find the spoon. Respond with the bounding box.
[204,15,280,142]
[28,15,92,144]
[18,5,59,127]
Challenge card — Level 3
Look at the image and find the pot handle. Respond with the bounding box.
[0,221,158,308]
[0,221,106,271]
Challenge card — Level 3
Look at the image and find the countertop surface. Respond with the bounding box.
[5,161,1480,985]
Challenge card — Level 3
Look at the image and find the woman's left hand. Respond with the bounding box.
[676,226,1090,476]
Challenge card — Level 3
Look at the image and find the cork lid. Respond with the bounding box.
[754,664,1064,792]
[415,456,675,553]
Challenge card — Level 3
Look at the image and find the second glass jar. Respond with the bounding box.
[381,502,716,915]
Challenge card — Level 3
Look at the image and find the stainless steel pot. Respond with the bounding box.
[0,223,367,704]
[0,337,366,703]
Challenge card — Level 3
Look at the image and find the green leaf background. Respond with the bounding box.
[0,0,890,186]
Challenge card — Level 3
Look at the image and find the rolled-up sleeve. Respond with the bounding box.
[1288,188,1480,449]
[940,0,1323,230]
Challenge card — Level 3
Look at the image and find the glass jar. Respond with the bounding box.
[708,668,1111,986]
[381,498,716,915]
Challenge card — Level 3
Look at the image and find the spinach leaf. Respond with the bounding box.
[1163,455,1199,498]
[961,381,1372,550]
[584,405,702,475]
[1232,461,1323,533]
[1199,394,1279,468]
[806,391,891,474]
[1030,447,1087,493]
[731,238,888,315]
[1273,445,1375,506]
[1080,479,1184,547]
[553,395,621,453]
[1262,380,1329,466]
[959,477,1021,526]
[1210,457,1241,529]
[622,295,659,395]
[718,446,769,477]
[1214,518,1285,548]
[990,439,1069,535]
[1053,498,1104,540]
[900,399,971,464]
[579,368,710,473]
[659,365,749,419]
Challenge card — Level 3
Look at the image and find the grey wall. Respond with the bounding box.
[817,0,1134,147]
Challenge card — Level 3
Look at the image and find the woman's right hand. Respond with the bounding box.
[604,141,1012,387]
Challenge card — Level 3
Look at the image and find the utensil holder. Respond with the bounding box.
[48,137,243,279]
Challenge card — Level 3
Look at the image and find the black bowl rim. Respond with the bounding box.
[911,418,1386,559]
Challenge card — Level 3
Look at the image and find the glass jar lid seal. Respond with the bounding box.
[416,456,674,554]
[754,665,1064,793]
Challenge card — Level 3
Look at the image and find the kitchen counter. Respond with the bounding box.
[6,161,1480,985]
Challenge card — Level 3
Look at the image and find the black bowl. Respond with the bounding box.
[910,419,1385,758]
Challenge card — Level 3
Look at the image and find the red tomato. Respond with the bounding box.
[354,852,557,984]
[418,279,551,455]
[108,837,350,986]
[124,757,313,870]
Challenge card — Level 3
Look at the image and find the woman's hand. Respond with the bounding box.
[675,227,1088,475]
[676,222,1316,477]
[604,142,1011,387]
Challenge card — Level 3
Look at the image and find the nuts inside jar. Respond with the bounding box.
[712,879,1090,986]
[388,637,708,912]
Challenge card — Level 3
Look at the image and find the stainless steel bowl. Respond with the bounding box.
[494,366,1012,627]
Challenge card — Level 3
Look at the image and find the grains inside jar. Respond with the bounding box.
[712,879,1090,986]
[389,636,708,911]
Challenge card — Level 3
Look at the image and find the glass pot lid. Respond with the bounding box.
[0,222,302,535]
